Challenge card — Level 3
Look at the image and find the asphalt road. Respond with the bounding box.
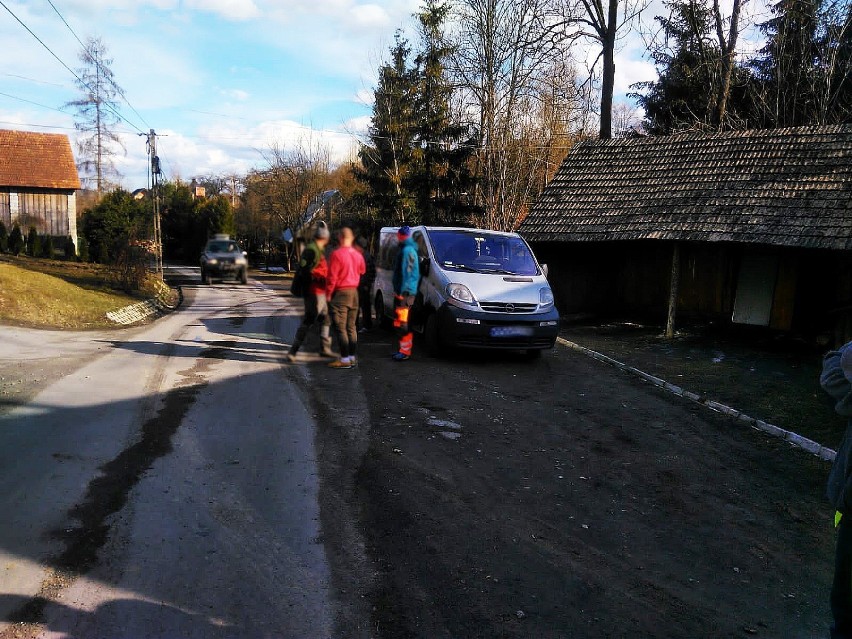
[0,268,838,639]
[0,267,346,639]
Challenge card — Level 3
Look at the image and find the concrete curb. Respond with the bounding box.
[556,336,836,462]
[106,285,184,326]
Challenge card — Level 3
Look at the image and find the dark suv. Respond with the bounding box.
[200,235,248,284]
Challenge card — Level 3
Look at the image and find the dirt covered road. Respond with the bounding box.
[306,328,835,639]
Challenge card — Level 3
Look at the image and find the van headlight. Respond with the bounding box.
[447,283,477,307]
[540,287,554,308]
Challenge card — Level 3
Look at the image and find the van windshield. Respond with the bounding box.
[427,230,539,276]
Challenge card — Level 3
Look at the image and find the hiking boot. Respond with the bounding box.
[392,352,410,361]
[328,359,353,369]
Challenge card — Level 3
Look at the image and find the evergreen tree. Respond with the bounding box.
[9,224,24,256]
[26,227,40,257]
[817,0,852,123]
[632,0,756,133]
[0,221,7,253]
[412,0,478,225]
[65,37,126,193]
[751,0,821,126]
[81,189,148,264]
[41,235,55,259]
[356,33,419,225]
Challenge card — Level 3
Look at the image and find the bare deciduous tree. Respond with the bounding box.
[558,0,649,138]
[450,0,572,230]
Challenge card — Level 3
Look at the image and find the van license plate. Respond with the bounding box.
[490,326,534,338]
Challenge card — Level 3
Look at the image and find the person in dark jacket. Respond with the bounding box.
[286,222,333,362]
[355,235,376,332]
[392,225,419,361]
[823,342,852,638]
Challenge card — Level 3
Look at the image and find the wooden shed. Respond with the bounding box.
[519,125,852,345]
[0,129,81,252]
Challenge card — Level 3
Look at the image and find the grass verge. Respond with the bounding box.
[0,257,142,329]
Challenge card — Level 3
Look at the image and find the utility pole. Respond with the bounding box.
[144,129,163,277]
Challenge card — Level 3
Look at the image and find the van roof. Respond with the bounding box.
[380,226,520,237]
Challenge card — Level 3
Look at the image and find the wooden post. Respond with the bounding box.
[666,243,681,338]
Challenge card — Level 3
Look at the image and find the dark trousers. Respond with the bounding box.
[290,293,331,355]
[358,285,372,329]
[330,288,359,359]
[833,514,852,638]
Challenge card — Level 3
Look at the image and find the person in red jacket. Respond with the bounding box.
[326,226,366,369]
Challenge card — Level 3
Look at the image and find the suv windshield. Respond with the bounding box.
[427,230,539,276]
[207,241,238,253]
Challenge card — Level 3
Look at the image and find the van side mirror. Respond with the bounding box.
[541,263,549,278]
[420,257,431,277]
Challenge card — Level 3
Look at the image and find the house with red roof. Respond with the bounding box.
[0,129,82,253]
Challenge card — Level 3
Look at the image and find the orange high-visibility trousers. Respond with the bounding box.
[394,294,414,356]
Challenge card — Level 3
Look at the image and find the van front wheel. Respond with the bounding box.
[424,312,443,357]
[375,292,391,329]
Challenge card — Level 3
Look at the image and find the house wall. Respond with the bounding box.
[532,240,852,345]
[0,188,75,242]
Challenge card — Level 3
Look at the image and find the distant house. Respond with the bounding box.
[519,125,852,345]
[0,129,81,252]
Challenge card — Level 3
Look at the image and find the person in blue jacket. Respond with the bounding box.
[824,342,852,638]
[392,225,420,361]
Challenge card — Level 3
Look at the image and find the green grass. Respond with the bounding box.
[0,258,139,329]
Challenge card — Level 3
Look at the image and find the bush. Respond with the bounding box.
[77,235,89,262]
[8,224,24,255]
[0,222,7,253]
[26,227,40,257]
[41,235,54,259]
[64,236,76,260]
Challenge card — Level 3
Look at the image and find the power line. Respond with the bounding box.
[0,119,77,131]
[0,90,71,115]
[0,0,144,133]
[45,0,151,130]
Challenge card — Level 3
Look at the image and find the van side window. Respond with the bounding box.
[413,231,428,259]
[379,232,399,270]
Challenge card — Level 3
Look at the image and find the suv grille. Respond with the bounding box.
[479,301,537,314]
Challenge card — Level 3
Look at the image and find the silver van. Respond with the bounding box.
[373,226,559,356]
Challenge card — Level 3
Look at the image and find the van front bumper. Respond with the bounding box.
[435,303,560,350]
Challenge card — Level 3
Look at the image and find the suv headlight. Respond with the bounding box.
[207,258,218,265]
[447,283,477,307]
[540,287,554,308]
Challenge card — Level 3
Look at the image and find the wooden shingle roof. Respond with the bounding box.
[0,129,81,191]
[520,125,852,251]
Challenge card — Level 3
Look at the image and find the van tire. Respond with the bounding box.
[239,268,248,284]
[424,312,443,357]
[375,292,391,329]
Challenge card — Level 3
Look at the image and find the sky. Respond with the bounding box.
[0,0,769,190]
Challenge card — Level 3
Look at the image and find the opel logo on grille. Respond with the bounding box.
[505,303,515,313]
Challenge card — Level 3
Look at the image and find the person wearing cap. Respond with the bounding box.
[326,226,366,369]
[391,225,420,361]
[823,341,852,638]
[286,221,333,362]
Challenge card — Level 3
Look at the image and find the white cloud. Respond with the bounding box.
[220,88,250,101]
[350,4,391,28]
[187,0,261,20]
